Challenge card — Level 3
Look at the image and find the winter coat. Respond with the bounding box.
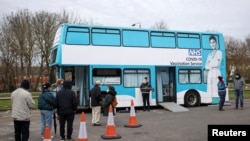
[38,89,55,111]
[55,81,78,114]
[11,88,35,120]
[90,86,103,107]
[103,91,115,116]
[140,82,152,94]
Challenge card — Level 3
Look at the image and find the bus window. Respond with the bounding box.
[50,48,57,64]
[66,27,90,45]
[124,69,150,87]
[179,69,201,84]
[92,68,121,85]
[92,28,121,46]
[177,33,200,49]
[122,30,149,47]
[151,31,176,48]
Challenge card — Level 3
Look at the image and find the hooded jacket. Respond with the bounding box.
[55,81,78,114]
[234,73,245,90]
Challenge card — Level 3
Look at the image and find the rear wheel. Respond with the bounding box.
[184,91,200,107]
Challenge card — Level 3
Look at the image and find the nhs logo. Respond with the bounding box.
[188,49,201,56]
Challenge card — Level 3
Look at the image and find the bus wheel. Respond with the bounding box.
[184,91,199,107]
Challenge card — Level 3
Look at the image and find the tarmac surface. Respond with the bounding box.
[0,99,250,141]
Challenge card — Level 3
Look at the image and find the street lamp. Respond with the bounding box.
[131,22,141,28]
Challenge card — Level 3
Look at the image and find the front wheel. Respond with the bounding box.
[184,91,200,107]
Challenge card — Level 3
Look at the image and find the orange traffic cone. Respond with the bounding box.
[124,100,142,128]
[43,125,52,141]
[78,112,88,141]
[101,104,122,139]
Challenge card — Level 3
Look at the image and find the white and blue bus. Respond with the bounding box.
[49,23,227,109]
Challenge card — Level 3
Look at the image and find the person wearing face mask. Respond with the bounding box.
[217,76,226,111]
[233,72,245,110]
[205,35,222,103]
[103,86,117,116]
[140,77,152,111]
[89,80,103,126]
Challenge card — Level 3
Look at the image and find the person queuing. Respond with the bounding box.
[11,80,35,141]
[38,82,55,138]
[56,79,64,92]
[55,80,78,141]
[103,86,117,116]
[90,80,103,126]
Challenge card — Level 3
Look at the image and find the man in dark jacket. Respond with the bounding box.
[90,80,103,126]
[140,77,152,111]
[55,80,78,141]
[233,73,245,110]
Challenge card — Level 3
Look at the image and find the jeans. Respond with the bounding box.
[218,91,226,110]
[14,120,30,141]
[235,90,244,108]
[59,113,75,139]
[40,110,53,136]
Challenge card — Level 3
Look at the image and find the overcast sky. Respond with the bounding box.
[1,0,250,40]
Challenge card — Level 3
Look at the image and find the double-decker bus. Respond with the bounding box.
[49,23,227,109]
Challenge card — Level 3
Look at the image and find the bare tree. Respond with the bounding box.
[151,20,168,29]
[225,36,250,81]
[0,25,16,91]
[0,9,90,91]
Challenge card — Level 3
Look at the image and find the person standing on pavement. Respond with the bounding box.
[56,79,64,92]
[55,80,78,141]
[11,79,35,141]
[217,76,226,111]
[140,77,152,111]
[233,72,245,110]
[90,80,103,126]
[103,86,117,116]
[38,82,55,138]
[55,78,64,120]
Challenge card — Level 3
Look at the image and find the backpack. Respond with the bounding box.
[111,96,118,107]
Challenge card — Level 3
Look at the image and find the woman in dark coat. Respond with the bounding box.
[103,86,117,116]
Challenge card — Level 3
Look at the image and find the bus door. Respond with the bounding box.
[156,67,176,103]
[75,66,90,109]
